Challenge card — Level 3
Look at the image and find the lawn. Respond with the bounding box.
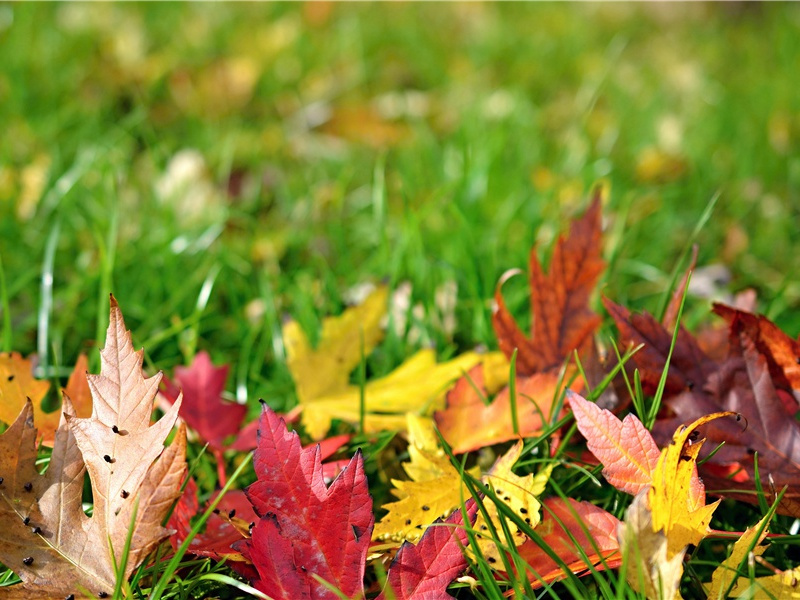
[1,3,800,599]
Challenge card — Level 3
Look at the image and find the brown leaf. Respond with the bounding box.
[492,192,605,376]
[0,297,186,597]
[604,297,715,396]
[666,324,800,517]
[713,303,800,399]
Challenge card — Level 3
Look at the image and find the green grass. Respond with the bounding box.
[1,3,800,598]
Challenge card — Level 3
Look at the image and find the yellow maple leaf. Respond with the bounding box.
[284,285,388,406]
[301,349,488,439]
[649,412,736,558]
[708,513,800,599]
[373,414,476,544]
[0,352,53,444]
[707,514,771,599]
[374,416,553,558]
[730,568,800,599]
[474,440,553,565]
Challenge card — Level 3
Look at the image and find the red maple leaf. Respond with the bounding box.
[235,405,374,599]
[492,193,605,376]
[161,351,246,449]
[377,501,478,600]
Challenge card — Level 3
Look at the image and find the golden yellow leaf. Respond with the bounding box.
[0,352,53,445]
[374,417,552,561]
[474,441,553,564]
[373,414,476,544]
[707,514,771,599]
[285,285,388,404]
[649,412,735,557]
[301,348,486,439]
[727,567,800,599]
[620,491,685,600]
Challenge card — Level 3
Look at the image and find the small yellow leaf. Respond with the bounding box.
[649,412,735,557]
[372,414,476,545]
[620,491,685,600]
[728,567,800,599]
[707,514,771,599]
[475,441,553,564]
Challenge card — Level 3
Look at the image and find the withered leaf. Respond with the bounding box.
[0,297,186,597]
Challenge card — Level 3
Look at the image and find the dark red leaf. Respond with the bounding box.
[603,297,715,396]
[168,477,258,580]
[713,303,800,401]
[377,500,478,600]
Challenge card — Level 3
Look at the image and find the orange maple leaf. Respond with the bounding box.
[0,352,54,445]
[434,363,576,454]
[492,192,605,376]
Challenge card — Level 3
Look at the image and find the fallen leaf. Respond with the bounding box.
[0,352,53,445]
[706,514,771,599]
[62,353,93,419]
[724,568,800,599]
[160,351,246,449]
[0,296,186,598]
[603,297,715,396]
[665,328,800,517]
[373,415,477,545]
[619,491,684,600]
[320,104,411,149]
[303,348,487,440]
[650,413,733,557]
[377,501,478,600]
[435,362,574,454]
[492,192,604,376]
[284,285,388,437]
[515,498,621,588]
[168,477,258,580]
[568,391,661,496]
[713,303,800,400]
[475,441,552,564]
[235,404,374,599]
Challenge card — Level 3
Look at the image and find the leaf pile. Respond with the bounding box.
[3,195,800,598]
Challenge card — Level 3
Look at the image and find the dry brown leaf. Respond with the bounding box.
[0,297,186,598]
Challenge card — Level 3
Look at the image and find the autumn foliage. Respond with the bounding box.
[3,195,800,598]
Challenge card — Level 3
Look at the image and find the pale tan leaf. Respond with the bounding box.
[0,297,186,597]
[620,491,684,600]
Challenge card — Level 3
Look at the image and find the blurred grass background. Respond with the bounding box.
[1,2,799,412]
